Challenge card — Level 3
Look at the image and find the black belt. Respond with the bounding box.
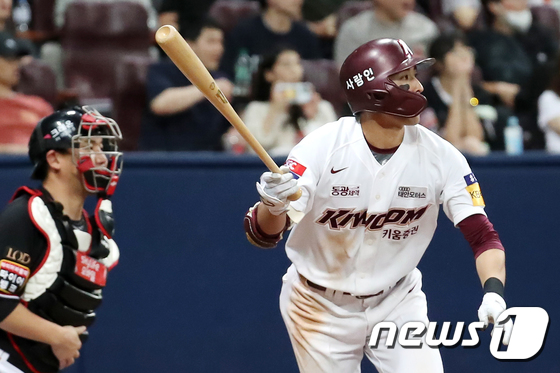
[303,276,404,299]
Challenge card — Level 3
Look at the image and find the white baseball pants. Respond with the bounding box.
[279,265,444,373]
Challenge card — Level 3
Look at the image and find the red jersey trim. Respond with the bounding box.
[9,187,41,203]
[7,333,46,373]
[94,199,111,239]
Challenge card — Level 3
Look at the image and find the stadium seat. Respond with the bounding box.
[31,0,56,37]
[209,1,261,33]
[112,55,155,151]
[531,5,560,41]
[61,2,152,106]
[16,59,57,107]
[426,0,443,20]
[337,1,373,30]
[301,59,347,116]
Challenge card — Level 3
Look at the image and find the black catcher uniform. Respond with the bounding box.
[0,106,122,372]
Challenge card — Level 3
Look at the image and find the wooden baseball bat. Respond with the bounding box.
[155,25,301,201]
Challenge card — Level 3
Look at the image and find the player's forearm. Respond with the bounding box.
[462,84,484,140]
[256,203,289,235]
[442,82,465,145]
[475,249,506,286]
[150,86,205,116]
[0,303,64,345]
[463,106,484,140]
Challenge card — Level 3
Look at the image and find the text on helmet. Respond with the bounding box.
[346,68,375,90]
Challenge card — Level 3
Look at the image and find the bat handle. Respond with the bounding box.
[288,189,302,201]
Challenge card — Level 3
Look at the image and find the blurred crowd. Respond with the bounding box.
[2,0,560,155]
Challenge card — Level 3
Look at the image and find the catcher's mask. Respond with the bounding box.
[29,106,123,197]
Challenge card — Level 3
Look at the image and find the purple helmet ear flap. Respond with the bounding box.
[384,83,428,117]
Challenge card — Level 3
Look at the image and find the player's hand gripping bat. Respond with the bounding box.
[155,25,301,202]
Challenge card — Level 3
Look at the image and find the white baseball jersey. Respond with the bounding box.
[285,117,486,295]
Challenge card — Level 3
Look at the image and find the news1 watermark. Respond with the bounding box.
[369,307,549,360]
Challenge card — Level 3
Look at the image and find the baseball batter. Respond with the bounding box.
[244,39,512,372]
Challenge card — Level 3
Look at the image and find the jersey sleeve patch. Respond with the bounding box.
[285,159,307,179]
[464,173,485,207]
[0,260,30,294]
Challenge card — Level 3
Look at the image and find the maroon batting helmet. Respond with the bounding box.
[340,38,434,118]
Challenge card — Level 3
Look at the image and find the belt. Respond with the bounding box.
[302,275,405,300]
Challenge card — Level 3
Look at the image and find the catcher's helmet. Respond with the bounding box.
[29,106,123,196]
[340,38,434,118]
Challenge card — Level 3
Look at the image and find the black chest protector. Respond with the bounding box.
[9,187,119,372]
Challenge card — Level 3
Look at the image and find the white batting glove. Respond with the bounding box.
[256,165,299,215]
[478,292,513,345]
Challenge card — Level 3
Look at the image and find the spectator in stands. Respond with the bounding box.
[442,0,556,32]
[334,0,439,66]
[0,32,53,153]
[158,0,216,37]
[238,48,336,156]
[140,19,233,151]
[537,57,560,153]
[0,0,13,33]
[442,0,482,30]
[1,0,35,56]
[302,0,341,36]
[219,0,321,100]
[421,32,495,155]
[300,0,346,59]
[468,0,558,149]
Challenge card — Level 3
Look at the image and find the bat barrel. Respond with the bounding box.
[155,25,301,201]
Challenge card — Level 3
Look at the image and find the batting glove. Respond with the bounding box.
[256,165,299,215]
[478,292,513,345]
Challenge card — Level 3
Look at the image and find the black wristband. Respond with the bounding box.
[483,277,504,297]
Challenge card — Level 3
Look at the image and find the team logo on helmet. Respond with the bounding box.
[397,39,413,61]
[45,120,76,142]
